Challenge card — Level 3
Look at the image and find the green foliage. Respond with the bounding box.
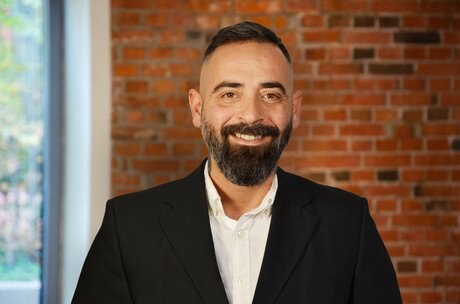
[0,252,40,281]
[0,0,43,281]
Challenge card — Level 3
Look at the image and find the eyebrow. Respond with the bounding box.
[212,81,243,94]
[260,82,287,95]
[211,81,287,95]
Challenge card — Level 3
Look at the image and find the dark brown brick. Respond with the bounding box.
[379,17,399,28]
[428,108,449,121]
[354,16,375,27]
[378,170,399,181]
[397,261,417,273]
[332,171,350,181]
[394,31,441,44]
[424,200,448,212]
[369,63,414,75]
[186,30,203,42]
[354,48,375,59]
[304,172,326,183]
[328,15,349,27]
[452,138,460,151]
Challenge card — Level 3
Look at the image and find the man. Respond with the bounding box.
[73,21,402,304]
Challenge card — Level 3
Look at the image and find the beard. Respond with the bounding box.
[201,116,292,186]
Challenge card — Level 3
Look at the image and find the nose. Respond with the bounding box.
[238,98,264,125]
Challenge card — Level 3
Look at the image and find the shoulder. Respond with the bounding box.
[278,169,367,217]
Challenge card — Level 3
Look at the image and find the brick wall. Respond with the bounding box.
[111,1,460,302]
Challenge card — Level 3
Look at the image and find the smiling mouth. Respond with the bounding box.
[234,132,263,141]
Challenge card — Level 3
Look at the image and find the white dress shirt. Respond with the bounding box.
[204,161,278,304]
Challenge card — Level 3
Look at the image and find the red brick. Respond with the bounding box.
[235,0,282,13]
[144,14,168,27]
[391,94,432,105]
[132,160,180,172]
[441,94,460,106]
[312,125,336,136]
[371,0,418,13]
[144,143,168,157]
[329,79,350,90]
[126,80,148,93]
[427,139,449,151]
[151,80,175,94]
[418,64,460,75]
[303,30,341,42]
[429,78,451,91]
[295,155,361,168]
[305,48,326,60]
[150,47,174,59]
[343,32,390,43]
[376,109,398,121]
[365,185,411,196]
[328,47,350,59]
[123,47,146,60]
[185,0,230,13]
[421,1,460,13]
[322,0,368,12]
[422,260,444,273]
[410,245,457,257]
[365,155,411,167]
[319,63,363,75]
[398,276,432,288]
[115,12,141,26]
[403,16,426,28]
[173,143,196,156]
[428,47,452,60]
[303,93,338,105]
[404,47,426,59]
[112,0,155,9]
[422,123,459,136]
[351,140,372,151]
[115,64,138,76]
[376,140,397,151]
[112,173,140,186]
[420,292,442,303]
[195,16,220,29]
[352,170,374,181]
[302,140,347,152]
[341,94,385,105]
[323,109,347,120]
[301,15,324,27]
[287,0,317,11]
[114,143,141,156]
[403,78,425,90]
[340,124,384,136]
[378,47,402,59]
[401,139,423,151]
[414,154,460,166]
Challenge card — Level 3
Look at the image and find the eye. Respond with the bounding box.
[223,92,235,98]
[262,92,281,103]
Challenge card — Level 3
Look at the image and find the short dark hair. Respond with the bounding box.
[204,21,291,64]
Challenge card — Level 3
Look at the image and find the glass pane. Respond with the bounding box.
[0,0,44,303]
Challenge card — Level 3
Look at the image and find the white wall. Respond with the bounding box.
[61,0,111,303]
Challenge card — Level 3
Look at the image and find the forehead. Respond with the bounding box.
[200,42,292,92]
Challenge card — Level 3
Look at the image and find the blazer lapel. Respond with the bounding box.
[158,163,229,304]
[253,168,321,304]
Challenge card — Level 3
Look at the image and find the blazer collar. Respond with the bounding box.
[158,160,229,304]
[252,168,321,304]
[158,162,320,304]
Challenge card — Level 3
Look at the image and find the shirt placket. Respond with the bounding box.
[233,217,251,304]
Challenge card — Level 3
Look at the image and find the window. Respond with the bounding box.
[0,0,62,303]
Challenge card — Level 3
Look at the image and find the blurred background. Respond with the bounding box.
[0,0,459,303]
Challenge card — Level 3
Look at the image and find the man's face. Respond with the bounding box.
[189,42,301,186]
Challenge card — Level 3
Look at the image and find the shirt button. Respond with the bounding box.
[238,278,245,285]
[237,230,246,239]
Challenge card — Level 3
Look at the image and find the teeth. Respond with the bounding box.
[235,133,262,141]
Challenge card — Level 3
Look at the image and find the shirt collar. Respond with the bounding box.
[204,160,278,218]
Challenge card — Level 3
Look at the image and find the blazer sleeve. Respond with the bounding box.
[72,200,134,304]
[352,200,403,304]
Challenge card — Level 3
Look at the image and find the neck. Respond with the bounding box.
[208,158,275,220]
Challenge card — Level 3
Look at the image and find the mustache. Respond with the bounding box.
[221,123,280,138]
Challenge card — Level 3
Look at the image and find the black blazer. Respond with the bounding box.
[72,162,402,304]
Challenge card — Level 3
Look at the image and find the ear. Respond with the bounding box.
[292,90,302,129]
[188,88,202,128]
